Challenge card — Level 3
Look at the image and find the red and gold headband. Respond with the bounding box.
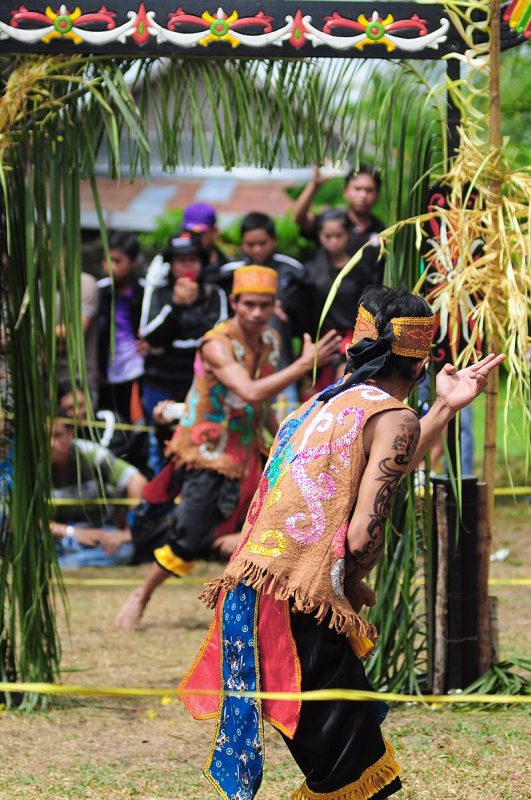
[233,265,277,296]
[351,304,435,360]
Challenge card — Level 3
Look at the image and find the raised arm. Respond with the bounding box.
[202,329,341,406]
[292,167,325,234]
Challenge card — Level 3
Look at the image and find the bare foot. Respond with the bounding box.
[115,588,147,631]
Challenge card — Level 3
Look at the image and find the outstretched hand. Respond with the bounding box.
[300,330,342,371]
[436,353,505,413]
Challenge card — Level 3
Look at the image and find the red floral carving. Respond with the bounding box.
[132,2,150,44]
[289,9,309,49]
[323,11,365,34]
[11,4,116,29]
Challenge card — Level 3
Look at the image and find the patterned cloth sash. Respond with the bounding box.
[204,583,264,800]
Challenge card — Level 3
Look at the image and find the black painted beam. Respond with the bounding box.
[0,2,464,57]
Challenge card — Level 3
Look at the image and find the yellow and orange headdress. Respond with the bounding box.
[233,265,277,296]
[351,304,435,360]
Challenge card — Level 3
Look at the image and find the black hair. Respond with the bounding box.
[108,231,140,261]
[164,231,208,269]
[348,285,432,381]
[344,164,382,192]
[316,208,350,234]
[57,378,82,400]
[319,285,432,402]
[240,212,276,239]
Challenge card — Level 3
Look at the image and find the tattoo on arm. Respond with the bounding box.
[349,457,403,572]
[390,413,421,466]
[350,413,420,573]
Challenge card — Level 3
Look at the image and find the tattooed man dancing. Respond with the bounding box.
[179,286,504,800]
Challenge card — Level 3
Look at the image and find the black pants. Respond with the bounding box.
[282,610,402,798]
[164,468,239,562]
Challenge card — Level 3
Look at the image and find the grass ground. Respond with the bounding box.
[0,503,529,800]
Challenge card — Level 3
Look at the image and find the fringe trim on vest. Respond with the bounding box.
[289,740,399,800]
[199,560,377,640]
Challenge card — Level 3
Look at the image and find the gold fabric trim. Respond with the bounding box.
[351,306,379,345]
[177,604,221,720]
[351,304,434,360]
[290,740,400,800]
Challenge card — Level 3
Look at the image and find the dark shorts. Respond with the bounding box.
[164,468,239,562]
[283,610,402,799]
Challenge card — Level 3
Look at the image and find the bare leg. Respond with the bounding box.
[115,561,169,631]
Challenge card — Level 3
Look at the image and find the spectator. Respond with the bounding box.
[58,379,149,475]
[139,232,228,472]
[219,212,305,411]
[97,232,145,423]
[293,165,385,254]
[304,208,385,344]
[49,411,146,569]
[115,266,340,629]
[182,202,228,284]
[56,271,99,401]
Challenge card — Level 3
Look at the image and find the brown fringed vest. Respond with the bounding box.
[201,383,406,639]
[168,319,280,479]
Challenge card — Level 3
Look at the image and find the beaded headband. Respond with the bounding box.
[351,304,435,359]
[233,265,277,296]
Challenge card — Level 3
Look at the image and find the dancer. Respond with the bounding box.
[115,266,340,630]
[179,285,504,800]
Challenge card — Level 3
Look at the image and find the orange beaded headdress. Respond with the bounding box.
[352,304,435,359]
[233,265,277,296]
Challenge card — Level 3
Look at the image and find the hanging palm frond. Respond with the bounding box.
[0,54,151,706]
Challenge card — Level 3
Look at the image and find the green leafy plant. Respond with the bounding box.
[457,658,531,709]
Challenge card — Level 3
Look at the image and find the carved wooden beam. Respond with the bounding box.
[0,1,527,57]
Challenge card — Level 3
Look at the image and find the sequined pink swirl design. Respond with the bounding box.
[285,406,365,544]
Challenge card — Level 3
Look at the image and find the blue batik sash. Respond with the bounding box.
[204,583,264,800]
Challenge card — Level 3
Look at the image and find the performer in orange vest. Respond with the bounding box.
[115,266,340,630]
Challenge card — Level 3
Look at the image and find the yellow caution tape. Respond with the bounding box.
[55,577,531,588]
[49,489,531,506]
[52,497,141,506]
[0,681,529,705]
[493,487,531,496]
[55,416,156,434]
[55,576,207,587]
[2,409,530,496]
[413,577,530,587]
